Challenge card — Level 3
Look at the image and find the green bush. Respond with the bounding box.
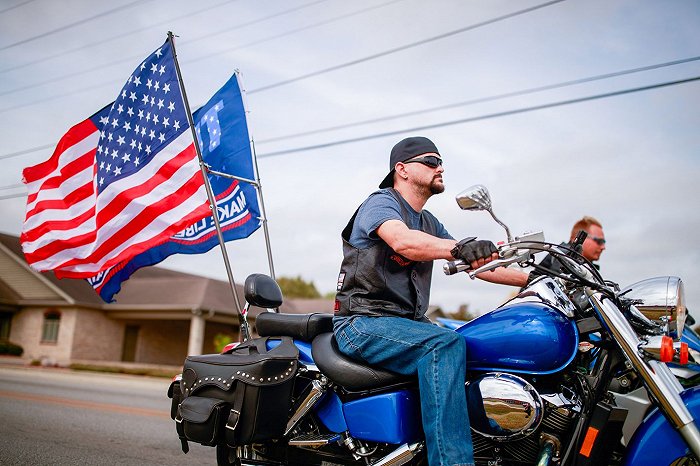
[214,333,235,353]
[0,340,24,356]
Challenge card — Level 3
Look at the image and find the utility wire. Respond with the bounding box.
[0,0,148,52]
[185,0,407,66]
[257,55,700,144]
[0,143,54,161]
[0,0,562,109]
[0,0,329,94]
[256,75,700,158]
[0,0,237,74]
[2,73,696,192]
[1,75,697,197]
[0,0,36,15]
[0,191,26,201]
[248,0,565,94]
[178,0,330,48]
[0,183,24,191]
[2,55,698,161]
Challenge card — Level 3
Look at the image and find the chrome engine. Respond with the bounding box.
[467,373,582,464]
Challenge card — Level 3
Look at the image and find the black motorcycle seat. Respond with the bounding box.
[311,332,411,392]
[256,312,333,342]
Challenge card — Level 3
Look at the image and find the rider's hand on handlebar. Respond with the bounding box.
[451,238,498,270]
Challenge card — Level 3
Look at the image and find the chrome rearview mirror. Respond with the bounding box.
[456,185,492,211]
[455,185,512,242]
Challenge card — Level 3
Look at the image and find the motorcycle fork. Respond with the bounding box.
[561,345,632,466]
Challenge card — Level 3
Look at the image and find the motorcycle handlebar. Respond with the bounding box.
[444,252,529,278]
[443,235,546,278]
[443,259,470,275]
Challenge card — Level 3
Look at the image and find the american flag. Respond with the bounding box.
[21,39,210,279]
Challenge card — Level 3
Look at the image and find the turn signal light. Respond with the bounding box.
[680,342,689,365]
[660,336,674,363]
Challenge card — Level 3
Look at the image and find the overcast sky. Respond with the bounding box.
[1,0,699,315]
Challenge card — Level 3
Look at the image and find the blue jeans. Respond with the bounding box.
[334,316,474,466]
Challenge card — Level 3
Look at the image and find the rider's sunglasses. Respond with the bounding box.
[402,155,443,169]
[589,236,606,246]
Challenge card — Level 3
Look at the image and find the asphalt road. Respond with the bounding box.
[0,365,216,465]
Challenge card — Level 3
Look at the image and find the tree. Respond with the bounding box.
[213,333,235,353]
[446,304,476,322]
[277,275,321,298]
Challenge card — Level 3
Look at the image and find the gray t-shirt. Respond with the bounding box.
[348,189,453,249]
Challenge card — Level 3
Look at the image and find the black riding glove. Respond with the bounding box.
[451,237,498,265]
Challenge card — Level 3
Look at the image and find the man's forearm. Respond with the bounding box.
[475,267,528,287]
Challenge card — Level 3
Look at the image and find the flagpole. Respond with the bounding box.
[167,31,250,341]
[249,138,276,280]
[235,70,277,282]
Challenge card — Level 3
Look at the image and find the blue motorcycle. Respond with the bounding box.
[437,309,700,388]
[168,185,700,465]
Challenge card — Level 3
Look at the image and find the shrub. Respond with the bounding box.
[214,333,234,353]
[0,340,24,356]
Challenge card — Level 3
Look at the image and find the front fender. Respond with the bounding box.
[623,386,700,465]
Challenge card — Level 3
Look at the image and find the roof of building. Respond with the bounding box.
[0,232,333,316]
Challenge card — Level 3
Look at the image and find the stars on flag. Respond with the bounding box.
[95,45,185,190]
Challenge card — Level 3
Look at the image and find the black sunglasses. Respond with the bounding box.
[589,236,606,245]
[403,155,443,168]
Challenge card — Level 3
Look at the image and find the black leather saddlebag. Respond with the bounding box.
[171,336,298,451]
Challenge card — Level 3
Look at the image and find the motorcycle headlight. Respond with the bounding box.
[623,276,686,339]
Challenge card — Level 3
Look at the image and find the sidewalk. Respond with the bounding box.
[0,354,181,378]
[0,355,28,366]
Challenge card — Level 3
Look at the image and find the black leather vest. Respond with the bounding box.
[334,188,438,321]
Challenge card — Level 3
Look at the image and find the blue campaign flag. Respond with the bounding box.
[88,73,261,302]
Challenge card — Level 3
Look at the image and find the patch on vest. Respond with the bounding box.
[390,254,413,267]
[336,272,346,291]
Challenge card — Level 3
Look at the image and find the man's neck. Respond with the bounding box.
[393,185,429,212]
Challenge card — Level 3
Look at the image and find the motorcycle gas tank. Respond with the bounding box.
[455,302,579,375]
[623,387,700,465]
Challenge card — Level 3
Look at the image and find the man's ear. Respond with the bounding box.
[395,162,409,180]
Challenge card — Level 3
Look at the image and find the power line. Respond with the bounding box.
[257,55,700,144]
[0,191,26,201]
[0,0,330,95]
[0,0,563,111]
[0,183,24,191]
[0,0,148,52]
[2,55,698,161]
[0,0,36,15]
[0,79,115,114]
[184,0,407,67]
[177,0,330,48]
[256,75,700,158]
[247,0,566,94]
[1,74,698,195]
[0,0,237,74]
[0,143,54,161]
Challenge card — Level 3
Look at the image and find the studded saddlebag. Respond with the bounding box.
[173,336,298,452]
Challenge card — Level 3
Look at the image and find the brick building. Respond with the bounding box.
[0,233,333,367]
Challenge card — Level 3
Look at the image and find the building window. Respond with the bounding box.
[41,311,61,343]
[121,325,139,362]
[0,312,11,340]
